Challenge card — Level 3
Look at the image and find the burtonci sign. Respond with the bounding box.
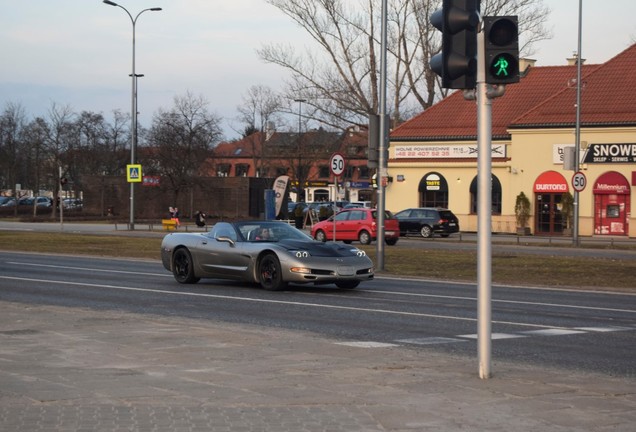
[583,143,636,163]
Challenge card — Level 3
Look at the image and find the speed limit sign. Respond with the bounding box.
[572,171,587,192]
[330,152,345,177]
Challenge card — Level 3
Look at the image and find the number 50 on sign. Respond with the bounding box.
[572,171,586,192]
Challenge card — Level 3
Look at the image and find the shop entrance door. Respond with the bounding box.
[535,193,564,235]
[594,194,628,235]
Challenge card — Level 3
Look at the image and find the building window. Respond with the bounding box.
[469,175,502,214]
[275,167,288,177]
[318,165,330,178]
[345,165,355,179]
[217,164,231,177]
[235,164,250,177]
[418,172,449,208]
[359,166,370,179]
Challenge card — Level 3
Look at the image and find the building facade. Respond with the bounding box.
[386,45,636,237]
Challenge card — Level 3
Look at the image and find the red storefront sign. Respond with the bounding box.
[533,170,569,193]
[593,171,630,194]
[593,171,630,236]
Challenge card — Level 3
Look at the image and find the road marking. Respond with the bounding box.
[574,326,633,332]
[396,337,467,345]
[457,333,526,340]
[6,261,171,277]
[335,342,399,348]
[366,288,636,314]
[0,275,558,329]
[519,329,586,336]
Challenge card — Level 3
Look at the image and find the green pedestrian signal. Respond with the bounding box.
[483,16,519,84]
[490,53,516,78]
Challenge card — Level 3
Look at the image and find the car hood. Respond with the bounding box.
[278,239,364,258]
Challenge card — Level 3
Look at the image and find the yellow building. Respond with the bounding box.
[387,45,636,237]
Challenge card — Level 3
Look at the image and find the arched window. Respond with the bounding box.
[418,172,449,208]
[469,175,502,214]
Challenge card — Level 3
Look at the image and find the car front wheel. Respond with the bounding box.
[172,248,200,284]
[258,253,288,291]
[358,230,371,245]
[420,225,433,238]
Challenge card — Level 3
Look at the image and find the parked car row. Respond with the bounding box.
[0,196,83,209]
[307,206,459,245]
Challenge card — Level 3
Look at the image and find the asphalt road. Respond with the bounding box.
[1,251,634,377]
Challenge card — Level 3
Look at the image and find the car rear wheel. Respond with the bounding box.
[358,230,371,245]
[335,280,360,289]
[172,248,200,284]
[315,230,327,242]
[258,253,287,291]
[385,238,398,246]
[420,225,433,238]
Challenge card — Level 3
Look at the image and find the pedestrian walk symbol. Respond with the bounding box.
[127,164,142,183]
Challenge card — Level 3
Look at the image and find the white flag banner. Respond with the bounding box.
[273,175,289,216]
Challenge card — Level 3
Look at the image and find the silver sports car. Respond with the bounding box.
[161,220,374,290]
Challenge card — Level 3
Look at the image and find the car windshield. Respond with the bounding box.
[236,222,313,242]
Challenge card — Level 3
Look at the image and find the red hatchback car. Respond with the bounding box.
[311,208,400,245]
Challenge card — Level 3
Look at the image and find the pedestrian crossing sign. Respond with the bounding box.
[127,164,142,183]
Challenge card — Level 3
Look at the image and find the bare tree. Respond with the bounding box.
[0,103,27,199]
[259,0,551,129]
[42,103,76,219]
[235,85,285,178]
[146,92,223,207]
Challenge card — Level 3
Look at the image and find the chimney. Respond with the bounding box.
[567,52,586,66]
[519,58,536,75]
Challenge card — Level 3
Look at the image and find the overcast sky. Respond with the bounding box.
[1,0,634,140]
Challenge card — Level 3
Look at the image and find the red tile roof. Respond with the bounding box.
[391,43,636,141]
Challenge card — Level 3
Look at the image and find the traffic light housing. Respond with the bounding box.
[484,16,519,84]
[430,0,480,89]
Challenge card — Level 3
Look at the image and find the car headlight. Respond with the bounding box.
[351,249,366,257]
[293,250,311,258]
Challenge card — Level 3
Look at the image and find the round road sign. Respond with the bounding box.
[330,153,345,177]
[571,171,587,192]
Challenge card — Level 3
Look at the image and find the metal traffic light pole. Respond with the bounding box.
[476,27,493,380]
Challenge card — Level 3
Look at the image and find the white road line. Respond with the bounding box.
[0,275,557,329]
[6,261,171,277]
[365,289,636,314]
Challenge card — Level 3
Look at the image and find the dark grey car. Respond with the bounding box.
[394,207,460,238]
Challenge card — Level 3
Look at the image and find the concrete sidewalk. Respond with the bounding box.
[0,301,634,431]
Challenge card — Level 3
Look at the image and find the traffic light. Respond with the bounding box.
[430,0,480,89]
[483,16,519,84]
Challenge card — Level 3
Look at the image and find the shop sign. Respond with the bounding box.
[593,172,630,194]
[142,176,160,187]
[425,173,441,191]
[394,144,506,159]
[583,143,636,163]
[349,181,371,188]
[533,171,569,193]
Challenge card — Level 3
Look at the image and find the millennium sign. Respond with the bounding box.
[583,143,636,163]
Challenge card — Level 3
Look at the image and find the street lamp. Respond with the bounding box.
[294,99,306,202]
[103,0,161,230]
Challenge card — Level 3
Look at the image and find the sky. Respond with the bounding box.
[1,0,635,141]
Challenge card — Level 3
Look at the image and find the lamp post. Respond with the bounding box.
[294,99,306,202]
[103,0,161,230]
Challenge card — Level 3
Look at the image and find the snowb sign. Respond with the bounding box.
[583,143,636,163]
